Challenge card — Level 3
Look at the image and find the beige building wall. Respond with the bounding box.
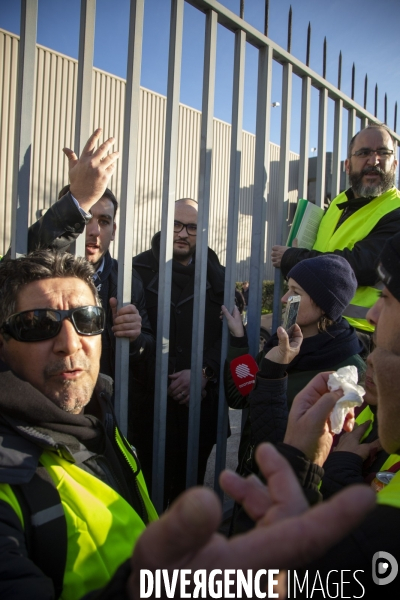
[0,29,299,279]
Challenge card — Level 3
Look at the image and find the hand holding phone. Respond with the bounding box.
[282,295,301,336]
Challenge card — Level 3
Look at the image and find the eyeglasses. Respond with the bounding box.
[1,306,105,342]
[174,220,197,236]
[351,148,394,159]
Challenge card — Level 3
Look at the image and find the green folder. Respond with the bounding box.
[286,198,308,247]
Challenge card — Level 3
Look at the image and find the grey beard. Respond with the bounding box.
[350,167,395,198]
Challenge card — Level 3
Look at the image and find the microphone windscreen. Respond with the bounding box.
[230,354,259,396]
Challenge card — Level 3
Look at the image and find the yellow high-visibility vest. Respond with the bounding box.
[0,428,157,600]
[356,405,400,472]
[377,471,400,508]
[313,187,400,332]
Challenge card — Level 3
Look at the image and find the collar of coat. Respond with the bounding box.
[0,368,113,484]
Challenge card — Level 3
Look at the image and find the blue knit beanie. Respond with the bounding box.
[287,254,357,322]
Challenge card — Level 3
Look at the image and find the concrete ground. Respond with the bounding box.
[203,407,242,519]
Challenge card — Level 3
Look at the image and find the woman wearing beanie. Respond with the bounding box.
[268,253,366,401]
[222,254,366,475]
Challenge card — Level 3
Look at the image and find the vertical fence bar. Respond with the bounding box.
[298,75,311,199]
[346,108,356,188]
[10,0,38,258]
[114,0,144,436]
[331,98,343,199]
[186,9,217,487]
[214,29,246,498]
[73,0,96,257]
[315,88,328,208]
[247,43,272,358]
[152,0,184,512]
[272,61,292,333]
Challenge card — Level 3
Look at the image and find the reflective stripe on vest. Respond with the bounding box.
[377,471,400,508]
[0,440,157,600]
[356,405,374,441]
[356,406,400,473]
[313,188,400,332]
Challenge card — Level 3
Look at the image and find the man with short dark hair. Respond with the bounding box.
[0,250,376,600]
[26,129,155,379]
[0,250,157,598]
[272,123,400,338]
[133,198,225,507]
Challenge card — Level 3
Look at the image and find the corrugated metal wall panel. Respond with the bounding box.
[0,31,19,254]
[0,29,300,280]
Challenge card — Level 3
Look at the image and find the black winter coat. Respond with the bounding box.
[133,231,225,376]
[0,369,149,599]
[132,232,225,449]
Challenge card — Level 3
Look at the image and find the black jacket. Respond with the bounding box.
[133,231,225,378]
[25,192,155,379]
[0,369,148,599]
[279,444,400,596]
[132,232,225,449]
[281,188,400,284]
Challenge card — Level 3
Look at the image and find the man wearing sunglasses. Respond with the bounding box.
[23,128,155,397]
[271,123,400,345]
[133,198,225,507]
[0,250,157,597]
[0,250,378,599]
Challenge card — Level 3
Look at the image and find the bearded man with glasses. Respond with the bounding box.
[133,198,225,508]
[271,123,400,347]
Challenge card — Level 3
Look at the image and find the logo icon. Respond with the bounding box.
[235,364,251,379]
[372,551,398,586]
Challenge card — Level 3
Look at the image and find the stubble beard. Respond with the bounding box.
[349,163,395,198]
[43,357,95,414]
[173,241,195,263]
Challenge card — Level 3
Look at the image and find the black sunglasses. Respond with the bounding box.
[1,306,105,342]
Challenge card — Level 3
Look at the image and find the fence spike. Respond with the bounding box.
[364,74,368,109]
[264,0,269,36]
[375,84,378,118]
[337,51,342,90]
[395,102,398,133]
[240,0,244,19]
[287,5,292,53]
[384,93,387,124]
[351,63,355,100]
[323,37,327,79]
[306,22,311,67]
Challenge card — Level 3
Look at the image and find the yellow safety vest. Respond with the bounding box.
[0,428,157,600]
[377,471,400,508]
[313,187,400,332]
[356,405,400,472]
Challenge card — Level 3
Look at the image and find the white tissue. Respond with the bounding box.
[327,366,365,434]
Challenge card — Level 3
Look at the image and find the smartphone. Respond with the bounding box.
[282,295,301,335]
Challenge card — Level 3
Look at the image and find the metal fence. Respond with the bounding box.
[4,0,400,512]
[0,28,301,281]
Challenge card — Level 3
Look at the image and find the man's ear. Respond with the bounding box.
[111,222,116,242]
[344,158,350,174]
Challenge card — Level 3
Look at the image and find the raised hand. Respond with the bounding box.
[221,304,244,338]
[63,128,119,212]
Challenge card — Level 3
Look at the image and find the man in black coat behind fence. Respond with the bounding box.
[132,199,225,508]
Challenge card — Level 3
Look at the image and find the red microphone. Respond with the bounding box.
[230,354,259,396]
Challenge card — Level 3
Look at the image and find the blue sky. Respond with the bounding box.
[1,0,399,158]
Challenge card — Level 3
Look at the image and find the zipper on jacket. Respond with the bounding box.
[114,427,148,523]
